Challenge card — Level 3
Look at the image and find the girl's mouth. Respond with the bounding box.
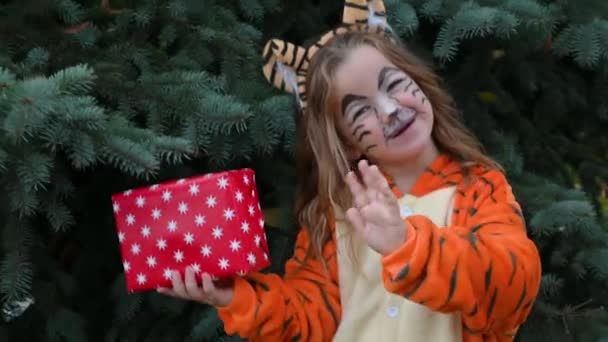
[384,108,417,139]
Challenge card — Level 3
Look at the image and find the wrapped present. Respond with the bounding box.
[111,169,270,293]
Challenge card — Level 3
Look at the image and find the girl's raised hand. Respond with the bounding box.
[157,266,234,307]
[345,159,407,256]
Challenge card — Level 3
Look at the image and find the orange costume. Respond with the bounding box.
[217,1,542,340]
[217,155,542,341]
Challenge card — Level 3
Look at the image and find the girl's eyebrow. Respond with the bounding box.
[378,66,400,90]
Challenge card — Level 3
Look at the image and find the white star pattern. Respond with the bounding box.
[229,239,241,252]
[237,270,247,276]
[178,202,188,214]
[112,170,271,293]
[167,220,178,232]
[218,258,230,270]
[174,250,184,263]
[235,191,244,202]
[212,226,223,239]
[141,226,151,238]
[206,196,217,208]
[247,253,256,265]
[151,208,161,220]
[184,232,195,245]
[224,208,235,221]
[163,268,174,280]
[189,184,200,196]
[201,245,212,257]
[217,177,229,190]
[195,215,206,227]
[147,256,157,268]
[126,214,136,226]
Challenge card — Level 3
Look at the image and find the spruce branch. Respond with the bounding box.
[0,251,34,304]
[49,64,97,96]
[15,152,53,192]
[434,2,518,62]
[100,135,160,179]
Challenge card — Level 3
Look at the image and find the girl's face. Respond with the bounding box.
[333,45,435,165]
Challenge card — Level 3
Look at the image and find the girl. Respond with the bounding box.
[158,1,542,341]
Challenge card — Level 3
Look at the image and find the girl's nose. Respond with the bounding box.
[376,95,399,123]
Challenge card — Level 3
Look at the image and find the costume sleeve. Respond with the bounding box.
[217,227,341,342]
[381,170,542,338]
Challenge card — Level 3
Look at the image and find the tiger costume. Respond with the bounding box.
[216,1,542,341]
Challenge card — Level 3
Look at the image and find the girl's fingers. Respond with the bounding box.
[184,267,203,298]
[358,162,398,209]
[371,167,397,204]
[345,171,369,208]
[359,159,375,190]
[171,271,187,297]
[346,206,370,240]
[201,273,219,304]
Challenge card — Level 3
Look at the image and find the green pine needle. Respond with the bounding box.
[0,251,33,304]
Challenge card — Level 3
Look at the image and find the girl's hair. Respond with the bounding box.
[294,31,500,266]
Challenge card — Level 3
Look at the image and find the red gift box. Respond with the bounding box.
[110,169,270,293]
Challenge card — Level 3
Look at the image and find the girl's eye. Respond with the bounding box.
[352,105,371,122]
[387,78,405,93]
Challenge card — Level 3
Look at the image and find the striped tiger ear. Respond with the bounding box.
[343,0,386,27]
[262,39,308,108]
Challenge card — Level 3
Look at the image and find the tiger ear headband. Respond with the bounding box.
[261,0,390,111]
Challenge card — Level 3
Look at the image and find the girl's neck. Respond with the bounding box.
[377,143,440,195]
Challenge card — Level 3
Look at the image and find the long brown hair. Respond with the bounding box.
[294,31,500,266]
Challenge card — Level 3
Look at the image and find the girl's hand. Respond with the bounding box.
[157,267,234,307]
[345,159,407,256]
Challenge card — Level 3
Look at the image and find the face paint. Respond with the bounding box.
[383,107,417,139]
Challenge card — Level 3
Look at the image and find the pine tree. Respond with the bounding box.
[1,0,607,341]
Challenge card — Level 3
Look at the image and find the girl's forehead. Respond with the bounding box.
[333,46,401,105]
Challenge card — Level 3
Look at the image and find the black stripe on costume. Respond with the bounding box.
[344,1,368,10]
[270,62,278,86]
[281,42,288,55]
[287,44,297,67]
[296,49,307,71]
[263,43,275,63]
